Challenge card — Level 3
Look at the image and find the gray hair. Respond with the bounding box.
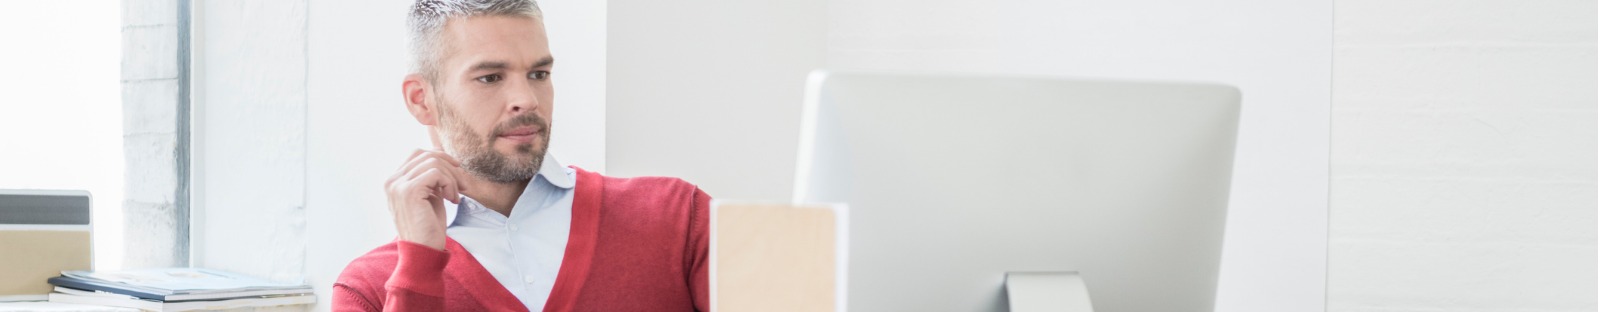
[408,0,542,80]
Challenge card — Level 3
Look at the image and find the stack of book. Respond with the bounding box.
[45,268,315,311]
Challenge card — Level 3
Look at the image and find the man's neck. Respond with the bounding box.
[462,177,529,217]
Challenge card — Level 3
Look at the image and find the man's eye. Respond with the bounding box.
[476,74,503,83]
[529,71,551,80]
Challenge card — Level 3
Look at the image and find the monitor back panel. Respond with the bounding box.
[795,71,1240,312]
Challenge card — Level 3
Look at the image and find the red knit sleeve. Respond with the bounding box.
[380,240,450,311]
[688,187,712,312]
[332,282,378,312]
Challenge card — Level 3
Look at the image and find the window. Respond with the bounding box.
[0,1,126,270]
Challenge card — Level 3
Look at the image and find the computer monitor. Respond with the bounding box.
[793,71,1240,311]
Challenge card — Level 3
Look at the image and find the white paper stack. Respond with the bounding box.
[45,268,314,311]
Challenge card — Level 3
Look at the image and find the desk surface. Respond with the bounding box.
[0,301,138,312]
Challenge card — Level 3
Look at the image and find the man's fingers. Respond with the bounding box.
[445,159,471,192]
[434,150,463,167]
[397,149,428,171]
[402,149,463,173]
[407,148,428,161]
[403,157,450,182]
[434,167,462,204]
[394,150,434,181]
[391,148,470,201]
[387,149,430,186]
[428,168,463,205]
[397,149,460,180]
[409,167,461,204]
[419,151,470,192]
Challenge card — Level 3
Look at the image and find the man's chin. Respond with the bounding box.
[490,136,536,150]
[467,150,545,183]
[499,142,539,154]
[495,144,545,163]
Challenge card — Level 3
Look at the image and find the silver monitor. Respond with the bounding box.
[793,71,1240,311]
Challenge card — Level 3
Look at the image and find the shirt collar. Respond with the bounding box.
[538,153,574,189]
[446,153,571,226]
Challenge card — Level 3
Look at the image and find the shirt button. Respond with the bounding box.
[510,225,519,231]
[524,276,536,284]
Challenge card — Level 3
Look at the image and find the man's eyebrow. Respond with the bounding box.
[465,57,553,72]
[532,56,554,68]
[468,61,510,72]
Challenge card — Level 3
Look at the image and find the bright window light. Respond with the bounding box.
[0,1,125,271]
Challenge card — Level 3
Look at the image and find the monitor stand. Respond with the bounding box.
[1005,272,1095,312]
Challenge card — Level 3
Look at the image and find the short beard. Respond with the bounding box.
[435,101,550,184]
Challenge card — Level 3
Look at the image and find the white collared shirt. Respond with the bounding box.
[445,153,574,311]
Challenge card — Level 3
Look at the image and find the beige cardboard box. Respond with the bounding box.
[711,202,846,312]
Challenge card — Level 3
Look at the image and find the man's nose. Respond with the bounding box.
[506,85,540,113]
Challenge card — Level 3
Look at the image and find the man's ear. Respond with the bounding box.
[402,73,438,126]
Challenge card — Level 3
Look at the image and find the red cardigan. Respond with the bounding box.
[333,168,711,311]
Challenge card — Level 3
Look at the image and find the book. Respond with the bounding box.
[0,294,49,302]
[46,268,311,301]
[47,290,315,312]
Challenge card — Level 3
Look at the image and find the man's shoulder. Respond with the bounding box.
[601,175,701,195]
[573,168,710,231]
[573,166,705,199]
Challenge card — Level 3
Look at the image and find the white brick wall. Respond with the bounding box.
[121,0,186,269]
[1329,0,1597,311]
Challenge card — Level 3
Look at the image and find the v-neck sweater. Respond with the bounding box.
[332,167,711,311]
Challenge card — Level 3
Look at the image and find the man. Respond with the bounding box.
[333,1,710,311]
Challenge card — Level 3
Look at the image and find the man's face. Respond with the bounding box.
[429,15,554,183]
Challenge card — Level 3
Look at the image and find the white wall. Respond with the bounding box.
[542,0,609,173]
[606,0,828,200]
[607,1,1332,311]
[191,0,309,284]
[1328,0,1597,311]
